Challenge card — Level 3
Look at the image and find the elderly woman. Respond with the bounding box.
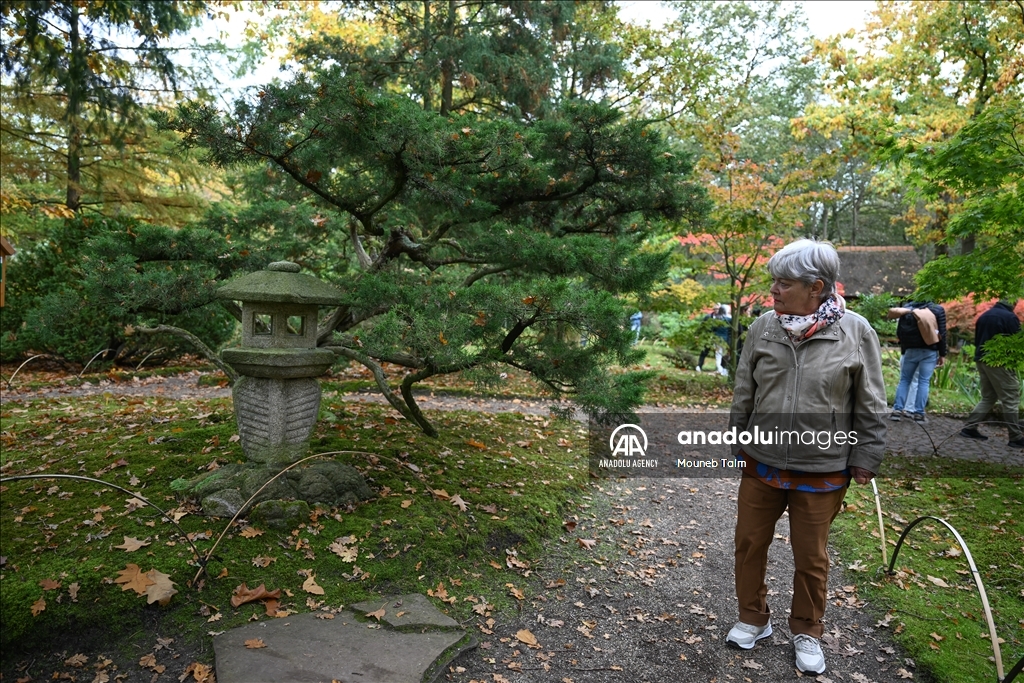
[724,239,887,675]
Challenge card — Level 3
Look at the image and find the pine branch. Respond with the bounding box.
[132,325,238,383]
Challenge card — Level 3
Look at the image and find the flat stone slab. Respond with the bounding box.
[350,594,461,631]
[214,596,472,683]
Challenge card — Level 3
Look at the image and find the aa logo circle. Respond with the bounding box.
[609,424,648,457]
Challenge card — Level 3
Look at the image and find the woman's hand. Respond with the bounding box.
[849,466,875,485]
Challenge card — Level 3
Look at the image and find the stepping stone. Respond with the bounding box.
[214,594,474,683]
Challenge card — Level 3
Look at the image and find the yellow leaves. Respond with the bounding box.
[465,439,487,450]
[114,536,151,552]
[427,581,456,604]
[515,629,540,647]
[438,331,448,345]
[115,563,155,594]
[109,563,179,607]
[329,536,358,563]
[302,573,325,595]
[230,583,281,608]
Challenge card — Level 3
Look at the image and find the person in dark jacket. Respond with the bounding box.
[890,301,947,422]
[960,301,1023,448]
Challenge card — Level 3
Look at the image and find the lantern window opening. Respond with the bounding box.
[253,312,273,335]
[286,315,305,336]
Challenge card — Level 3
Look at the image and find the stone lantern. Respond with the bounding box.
[217,261,342,465]
[185,261,370,524]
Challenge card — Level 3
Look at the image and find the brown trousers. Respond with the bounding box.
[734,474,847,638]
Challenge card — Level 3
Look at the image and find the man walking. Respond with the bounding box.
[960,300,1023,449]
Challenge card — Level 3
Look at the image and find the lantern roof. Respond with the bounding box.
[216,261,345,306]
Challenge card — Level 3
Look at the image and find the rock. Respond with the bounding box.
[201,488,246,518]
[251,499,310,531]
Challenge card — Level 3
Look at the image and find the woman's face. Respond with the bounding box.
[770,277,824,316]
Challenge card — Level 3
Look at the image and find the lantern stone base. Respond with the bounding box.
[188,460,373,522]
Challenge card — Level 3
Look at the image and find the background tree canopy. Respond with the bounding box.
[1,0,1021,423]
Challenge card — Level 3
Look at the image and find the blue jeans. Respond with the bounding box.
[894,348,938,414]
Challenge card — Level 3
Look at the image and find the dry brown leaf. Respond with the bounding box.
[431,488,450,500]
[563,520,577,532]
[230,583,281,608]
[465,439,487,450]
[264,599,279,617]
[400,499,413,508]
[251,556,276,568]
[366,607,386,621]
[114,536,150,552]
[488,560,502,570]
[545,578,566,589]
[180,661,214,683]
[139,654,157,668]
[143,569,177,606]
[92,672,110,683]
[239,527,263,539]
[68,582,80,600]
[927,575,950,588]
[515,629,539,647]
[40,578,61,591]
[741,659,763,669]
[930,632,945,641]
[328,538,358,562]
[451,495,468,512]
[508,585,525,600]
[114,564,155,595]
[302,574,325,595]
[577,539,597,550]
[65,654,88,667]
[244,638,267,649]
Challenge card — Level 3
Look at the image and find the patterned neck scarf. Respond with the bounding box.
[776,293,846,343]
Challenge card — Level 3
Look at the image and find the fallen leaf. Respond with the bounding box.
[115,536,151,552]
[114,564,155,595]
[252,556,277,568]
[465,439,487,450]
[65,653,88,667]
[930,632,945,641]
[92,672,110,683]
[68,582,80,600]
[231,583,281,608]
[303,574,325,595]
[401,499,413,508]
[139,654,157,668]
[563,520,577,532]
[366,607,385,621]
[516,629,539,647]
[451,494,468,512]
[31,596,45,616]
[239,527,263,538]
[431,488,450,500]
[577,539,597,550]
[40,578,61,591]
[144,569,178,606]
[897,668,914,679]
[244,638,267,649]
[741,659,763,669]
[927,575,950,588]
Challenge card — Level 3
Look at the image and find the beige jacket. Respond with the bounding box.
[729,310,887,474]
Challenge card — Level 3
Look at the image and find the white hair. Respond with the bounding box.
[766,239,840,297]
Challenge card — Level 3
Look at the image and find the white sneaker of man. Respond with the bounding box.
[725,621,772,649]
[793,633,826,674]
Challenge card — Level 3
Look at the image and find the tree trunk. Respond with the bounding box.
[66,2,83,212]
[438,0,456,116]
[421,1,433,111]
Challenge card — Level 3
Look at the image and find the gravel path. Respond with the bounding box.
[439,476,929,683]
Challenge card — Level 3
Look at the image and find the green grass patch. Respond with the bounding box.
[0,393,592,672]
[834,456,1024,683]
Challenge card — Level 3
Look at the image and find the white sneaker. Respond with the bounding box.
[793,633,826,674]
[725,620,772,649]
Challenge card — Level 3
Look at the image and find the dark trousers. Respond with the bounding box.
[734,474,847,638]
